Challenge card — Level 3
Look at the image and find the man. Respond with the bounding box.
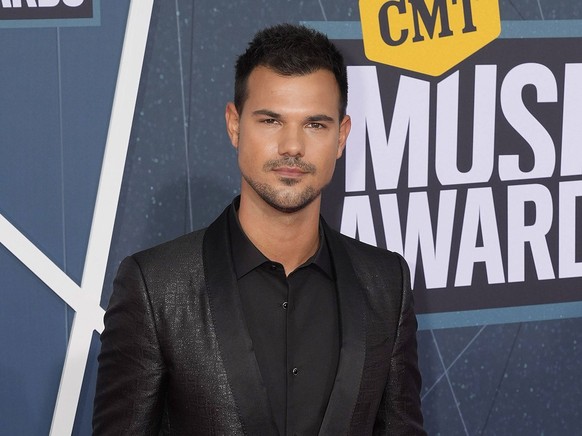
[94,24,425,435]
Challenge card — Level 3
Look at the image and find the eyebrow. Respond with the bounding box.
[252,109,281,118]
[252,109,335,123]
[306,114,335,123]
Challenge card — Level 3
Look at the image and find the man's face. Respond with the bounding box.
[225,66,351,213]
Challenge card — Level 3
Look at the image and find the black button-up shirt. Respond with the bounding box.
[228,203,340,436]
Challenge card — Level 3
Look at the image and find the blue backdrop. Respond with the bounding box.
[1,0,581,434]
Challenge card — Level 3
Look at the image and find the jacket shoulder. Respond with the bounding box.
[132,229,206,268]
[119,229,208,295]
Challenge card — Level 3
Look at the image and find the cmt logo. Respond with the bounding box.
[359,0,500,76]
[0,0,93,20]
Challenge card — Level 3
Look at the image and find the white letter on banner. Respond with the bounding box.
[340,195,377,246]
[39,0,59,6]
[64,0,85,6]
[436,66,496,185]
[455,187,505,286]
[11,0,38,7]
[507,184,555,282]
[345,66,374,192]
[559,180,582,278]
[403,190,456,288]
[561,64,582,177]
[499,63,557,181]
[1,0,11,7]
[379,193,404,255]
[345,66,430,191]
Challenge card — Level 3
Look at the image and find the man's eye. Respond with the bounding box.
[307,122,325,129]
[262,118,278,125]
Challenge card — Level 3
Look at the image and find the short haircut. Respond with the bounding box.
[234,23,348,119]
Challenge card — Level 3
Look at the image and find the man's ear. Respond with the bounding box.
[336,115,351,159]
[225,102,240,149]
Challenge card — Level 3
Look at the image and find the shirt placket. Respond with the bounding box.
[285,274,297,436]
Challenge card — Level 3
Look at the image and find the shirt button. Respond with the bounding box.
[292,367,299,376]
[270,264,277,270]
[282,301,288,309]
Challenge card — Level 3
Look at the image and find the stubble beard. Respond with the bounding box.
[243,173,321,213]
[240,156,326,213]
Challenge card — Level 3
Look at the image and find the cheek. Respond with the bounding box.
[238,130,275,157]
[237,142,267,176]
[316,151,340,179]
[238,149,254,171]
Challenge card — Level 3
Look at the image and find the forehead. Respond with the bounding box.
[243,66,341,114]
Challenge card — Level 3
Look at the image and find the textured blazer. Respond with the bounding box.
[93,204,426,435]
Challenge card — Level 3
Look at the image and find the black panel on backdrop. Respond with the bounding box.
[322,38,582,315]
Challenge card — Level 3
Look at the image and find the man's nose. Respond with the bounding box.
[277,126,305,157]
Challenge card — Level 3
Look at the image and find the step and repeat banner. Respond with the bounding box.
[1,0,581,434]
[319,2,582,328]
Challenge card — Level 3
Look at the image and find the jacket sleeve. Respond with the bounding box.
[93,256,167,435]
[374,254,426,435]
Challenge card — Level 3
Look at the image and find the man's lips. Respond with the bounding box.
[272,166,308,177]
[263,158,316,176]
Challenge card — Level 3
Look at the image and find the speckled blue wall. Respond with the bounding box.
[1,0,581,434]
[112,4,582,433]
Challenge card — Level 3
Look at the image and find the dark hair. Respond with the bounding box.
[234,23,348,119]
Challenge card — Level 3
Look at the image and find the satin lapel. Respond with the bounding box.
[203,207,278,435]
[319,223,367,435]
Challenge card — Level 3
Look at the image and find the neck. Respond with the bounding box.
[237,191,321,276]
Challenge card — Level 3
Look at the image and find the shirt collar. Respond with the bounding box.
[228,197,334,280]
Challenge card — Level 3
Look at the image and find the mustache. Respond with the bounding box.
[263,157,316,174]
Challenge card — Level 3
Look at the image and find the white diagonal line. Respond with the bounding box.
[48,0,155,434]
[318,0,328,21]
[421,325,487,400]
[174,0,194,232]
[537,0,545,20]
[0,1,155,433]
[0,214,103,328]
[80,2,154,302]
[430,330,470,435]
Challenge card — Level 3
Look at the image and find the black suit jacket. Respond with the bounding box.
[93,204,425,435]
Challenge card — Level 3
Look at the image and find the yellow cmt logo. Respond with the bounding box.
[360,0,501,76]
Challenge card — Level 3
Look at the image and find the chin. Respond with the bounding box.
[265,190,320,214]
